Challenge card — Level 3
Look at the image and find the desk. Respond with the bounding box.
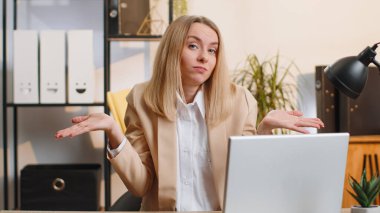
[0,209,352,213]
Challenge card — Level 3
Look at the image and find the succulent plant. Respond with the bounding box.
[347,169,380,207]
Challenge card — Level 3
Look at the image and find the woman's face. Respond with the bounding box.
[180,23,219,89]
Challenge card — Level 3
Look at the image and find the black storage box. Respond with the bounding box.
[21,164,101,211]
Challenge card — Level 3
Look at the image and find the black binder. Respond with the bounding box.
[315,65,339,133]
[339,67,380,135]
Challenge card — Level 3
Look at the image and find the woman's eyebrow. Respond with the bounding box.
[187,35,218,46]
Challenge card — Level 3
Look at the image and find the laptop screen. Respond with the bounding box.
[223,133,349,213]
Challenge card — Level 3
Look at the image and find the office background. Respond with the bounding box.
[0,0,379,209]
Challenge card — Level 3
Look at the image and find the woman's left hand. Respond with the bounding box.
[257,110,324,134]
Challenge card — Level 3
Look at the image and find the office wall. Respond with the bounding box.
[188,0,380,121]
[1,0,380,209]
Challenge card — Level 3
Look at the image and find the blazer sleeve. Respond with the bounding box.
[108,87,155,197]
[242,87,258,135]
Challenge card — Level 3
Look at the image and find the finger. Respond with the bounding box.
[308,118,325,128]
[72,115,89,124]
[55,123,85,139]
[294,117,324,127]
[69,127,91,137]
[55,132,64,139]
[55,129,72,139]
[314,118,325,127]
[284,125,310,134]
[291,127,310,134]
[294,120,322,129]
[287,110,303,117]
[304,118,324,126]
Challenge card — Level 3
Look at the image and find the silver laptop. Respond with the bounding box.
[223,133,349,213]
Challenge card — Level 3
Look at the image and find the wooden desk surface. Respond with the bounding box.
[0,212,218,213]
[0,209,351,213]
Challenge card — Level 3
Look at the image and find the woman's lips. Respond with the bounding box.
[193,66,207,73]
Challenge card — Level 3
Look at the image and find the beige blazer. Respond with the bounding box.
[109,82,258,211]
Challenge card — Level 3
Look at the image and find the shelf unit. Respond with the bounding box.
[102,0,172,207]
[2,0,8,209]
[2,0,174,210]
[2,0,110,210]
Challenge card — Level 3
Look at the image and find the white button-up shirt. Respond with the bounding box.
[175,90,219,211]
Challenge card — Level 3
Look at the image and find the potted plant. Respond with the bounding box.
[232,53,299,134]
[348,169,380,213]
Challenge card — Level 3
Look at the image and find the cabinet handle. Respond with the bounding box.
[369,154,374,177]
[375,154,379,176]
[52,178,65,192]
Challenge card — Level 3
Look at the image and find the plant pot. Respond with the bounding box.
[351,205,380,213]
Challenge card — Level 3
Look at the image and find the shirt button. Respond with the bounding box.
[184,181,190,185]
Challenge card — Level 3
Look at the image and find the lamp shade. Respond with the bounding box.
[325,56,368,99]
[325,44,380,99]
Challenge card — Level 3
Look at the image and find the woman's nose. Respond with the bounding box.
[197,50,209,63]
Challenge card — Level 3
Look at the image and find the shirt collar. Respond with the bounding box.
[176,89,206,119]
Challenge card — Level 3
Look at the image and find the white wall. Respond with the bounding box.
[1,0,380,209]
[188,0,380,119]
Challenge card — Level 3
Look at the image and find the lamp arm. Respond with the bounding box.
[371,42,380,70]
[372,42,380,50]
[373,59,380,70]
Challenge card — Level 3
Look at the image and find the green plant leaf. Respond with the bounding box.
[367,175,380,193]
[347,189,370,207]
[361,169,368,193]
[347,169,380,208]
[232,53,299,130]
[366,176,380,204]
[349,176,369,204]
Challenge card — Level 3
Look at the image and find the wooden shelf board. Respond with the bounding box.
[350,135,380,143]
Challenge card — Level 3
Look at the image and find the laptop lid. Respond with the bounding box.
[223,133,349,213]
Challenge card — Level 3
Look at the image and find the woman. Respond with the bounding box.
[56,16,324,211]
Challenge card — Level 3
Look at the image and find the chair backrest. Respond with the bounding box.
[107,89,143,211]
[109,191,142,211]
[106,89,130,133]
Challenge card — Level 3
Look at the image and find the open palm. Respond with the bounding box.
[55,113,114,139]
[258,110,324,134]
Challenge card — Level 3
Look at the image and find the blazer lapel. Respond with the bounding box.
[208,121,228,208]
[157,116,177,210]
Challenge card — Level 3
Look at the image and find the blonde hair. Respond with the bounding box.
[144,15,236,126]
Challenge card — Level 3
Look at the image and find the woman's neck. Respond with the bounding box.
[182,85,201,104]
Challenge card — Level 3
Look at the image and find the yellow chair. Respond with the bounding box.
[106,89,130,133]
[106,89,143,211]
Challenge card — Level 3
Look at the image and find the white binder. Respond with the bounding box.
[13,30,39,103]
[40,30,66,103]
[67,30,95,103]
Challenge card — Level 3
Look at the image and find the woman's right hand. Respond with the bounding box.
[55,113,116,139]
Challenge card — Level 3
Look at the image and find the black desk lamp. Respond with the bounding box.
[325,42,380,99]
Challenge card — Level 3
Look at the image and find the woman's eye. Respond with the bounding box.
[189,44,198,49]
[209,48,217,55]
